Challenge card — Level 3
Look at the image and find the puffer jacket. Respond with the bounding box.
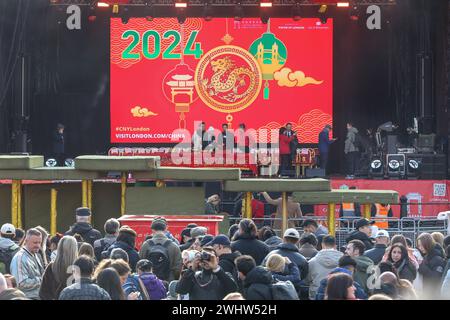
[272,262,301,289]
[344,127,359,154]
[243,266,273,300]
[231,234,270,266]
[315,267,368,300]
[64,222,102,246]
[306,249,343,300]
[418,245,446,299]
[10,248,45,299]
[265,236,283,251]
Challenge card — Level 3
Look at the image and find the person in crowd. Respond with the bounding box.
[205,194,221,215]
[298,233,319,261]
[96,267,129,300]
[3,274,17,288]
[104,226,139,272]
[266,254,301,290]
[179,227,194,251]
[139,217,182,282]
[325,272,356,300]
[200,235,214,248]
[345,218,375,250]
[318,124,337,174]
[364,229,390,265]
[190,226,208,250]
[257,226,282,251]
[441,266,450,299]
[64,207,102,246]
[108,259,139,300]
[39,236,78,300]
[306,235,343,300]
[79,243,95,261]
[443,235,450,249]
[35,226,50,268]
[235,255,273,300]
[442,245,450,285]
[48,233,63,262]
[302,219,328,238]
[260,191,302,230]
[372,271,399,299]
[278,127,295,177]
[344,122,359,178]
[175,248,237,300]
[94,218,120,262]
[0,273,26,300]
[0,223,20,274]
[231,219,270,266]
[263,228,308,281]
[12,228,25,246]
[368,294,393,300]
[59,255,110,300]
[207,235,241,283]
[124,259,166,300]
[53,123,65,166]
[228,224,239,241]
[10,228,44,299]
[233,193,265,228]
[385,243,417,283]
[223,292,245,300]
[431,232,445,249]
[110,248,129,262]
[382,234,419,269]
[315,255,367,300]
[345,239,374,293]
[417,233,446,299]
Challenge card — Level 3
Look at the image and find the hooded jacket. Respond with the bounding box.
[298,243,319,261]
[93,234,117,262]
[0,237,19,273]
[105,240,140,272]
[315,267,368,300]
[231,234,270,266]
[243,266,273,300]
[345,230,374,250]
[353,255,374,293]
[263,243,309,281]
[64,222,102,246]
[265,236,283,251]
[272,262,301,288]
[344,127,359,154]
[306,249,343,300]
[175,267,237,300]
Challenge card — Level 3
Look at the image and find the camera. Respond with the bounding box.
[200,251,213,262]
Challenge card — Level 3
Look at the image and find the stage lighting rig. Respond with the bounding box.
[46,159,58,167]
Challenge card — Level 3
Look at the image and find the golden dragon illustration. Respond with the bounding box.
[201,57,257,103]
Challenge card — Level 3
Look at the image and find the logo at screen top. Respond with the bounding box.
[194,45,262,114]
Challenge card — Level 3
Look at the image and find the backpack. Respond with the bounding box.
[0,245,18,274]
[270,280,299,300]
[145,240,171,281]
[99,239,114,261]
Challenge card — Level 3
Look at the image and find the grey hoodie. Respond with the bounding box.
[0,237,18,250]
[344,127,359,154]
[306,249,343,300]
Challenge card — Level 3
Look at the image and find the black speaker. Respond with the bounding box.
[386,135,399,154]
[305,168,326,178]
[419,154,447,179]
[386,154,406,178]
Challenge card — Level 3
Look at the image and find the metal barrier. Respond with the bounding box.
[227,215,448,249]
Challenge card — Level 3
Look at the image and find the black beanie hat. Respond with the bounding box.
[76,207,91,217]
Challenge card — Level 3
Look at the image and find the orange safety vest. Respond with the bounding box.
[374,204,390,229]
[342,203,355,217]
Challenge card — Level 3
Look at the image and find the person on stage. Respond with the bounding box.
[344,122,360,179]
[318,124,337,174]
[278,127,295,177]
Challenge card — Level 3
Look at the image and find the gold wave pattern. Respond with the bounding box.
[274,67,323,87]
[256,109,332,143]
[111,18,203,69]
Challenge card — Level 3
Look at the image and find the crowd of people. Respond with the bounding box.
[0,207,449,300]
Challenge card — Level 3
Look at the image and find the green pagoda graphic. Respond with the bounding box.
[249,19,287,99]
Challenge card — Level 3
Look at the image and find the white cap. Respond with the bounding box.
[283,228,300,239]
[375,229,390,239]
[0,223,15,236]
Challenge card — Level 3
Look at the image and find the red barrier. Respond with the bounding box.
[117,215,224,250]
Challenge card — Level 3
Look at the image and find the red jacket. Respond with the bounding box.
[279,134,294,155]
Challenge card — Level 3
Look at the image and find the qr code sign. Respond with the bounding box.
[433,183,446,197]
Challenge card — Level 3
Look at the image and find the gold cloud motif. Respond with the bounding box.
[131,106,158,118]
[274,67,323,87]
